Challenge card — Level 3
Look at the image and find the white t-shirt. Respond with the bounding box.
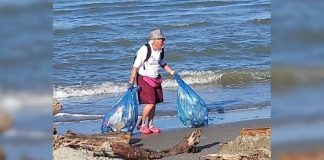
[133,42,166,78]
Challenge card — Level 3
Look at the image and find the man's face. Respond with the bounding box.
[153,38,165,50]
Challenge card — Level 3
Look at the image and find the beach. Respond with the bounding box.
[53,118,270,160]
[53,0,271,159]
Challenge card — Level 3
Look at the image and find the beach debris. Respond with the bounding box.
[53,129,201,159]
[53,100,62,116]
[53,131,131,158]
[111,129,202,159]
[0,110,12,134]
[53,127,57,135]
[203,127,271,160]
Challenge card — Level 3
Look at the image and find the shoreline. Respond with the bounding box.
[54,107,270,135]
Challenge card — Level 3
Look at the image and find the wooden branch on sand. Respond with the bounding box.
[53,131,131,157]
[53,129,201,159]
[111,129,202,159]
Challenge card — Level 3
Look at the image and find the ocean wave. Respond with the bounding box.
[55,113,102,118]
[163,70,271,88]
[54,24,107,36]
[53,69,271,99]
[53,82,126,99]
[54,112,103,123]
[163,21,211,29]
[172,1,238,8]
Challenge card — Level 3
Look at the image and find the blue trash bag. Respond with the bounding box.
[175,75,208,127]
[101,87,139,133]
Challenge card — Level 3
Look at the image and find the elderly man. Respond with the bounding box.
[128,29,177,134]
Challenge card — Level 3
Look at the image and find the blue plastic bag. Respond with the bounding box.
[175,75,208,127]
[101,87,139,133]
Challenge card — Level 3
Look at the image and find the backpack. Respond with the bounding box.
[133,43,164,70]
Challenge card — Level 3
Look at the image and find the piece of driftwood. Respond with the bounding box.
[53,131,131,157]
[111,129,202,159]
[239,127,270,137]
[203,127,271,160]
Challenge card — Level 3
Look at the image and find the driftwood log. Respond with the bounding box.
[111,129,202,159]
[54,129,201,159]
[53,131,131,157]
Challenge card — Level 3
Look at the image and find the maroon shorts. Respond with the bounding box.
[137,74,163,104]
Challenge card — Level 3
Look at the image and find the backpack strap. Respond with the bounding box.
[134,43,164,70]
[144,43,164,62]
[144,43,152,63]
[142,43,152,70]
[161,48,164,60]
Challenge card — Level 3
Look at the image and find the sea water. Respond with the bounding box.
[53,0,271,134]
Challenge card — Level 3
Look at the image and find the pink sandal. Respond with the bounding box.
[140,126,152,134]
[149,126,161,133]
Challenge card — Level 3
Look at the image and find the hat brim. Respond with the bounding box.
[150,37,165,40]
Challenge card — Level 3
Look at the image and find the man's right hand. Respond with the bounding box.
[171,70,179,79]
[127,81,134,89]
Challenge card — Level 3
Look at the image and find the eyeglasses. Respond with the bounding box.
[154,38,165,42]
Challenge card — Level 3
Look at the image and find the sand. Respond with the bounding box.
[53,147,123,160]
[53,118,270,160]
[133,118,270,160]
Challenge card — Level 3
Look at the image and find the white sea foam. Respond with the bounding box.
[54,112,103,118]
[53,82,126,99]
[54,70,270,99]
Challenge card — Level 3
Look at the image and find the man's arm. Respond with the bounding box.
[162,64,176,75]
[129,67,139,83]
